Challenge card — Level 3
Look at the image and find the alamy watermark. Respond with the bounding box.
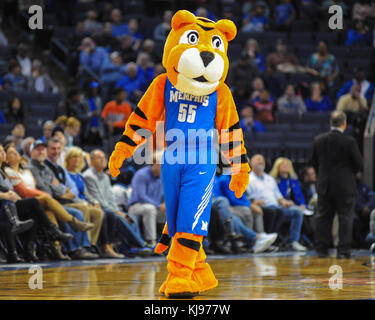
[28,5,43,30]
[328,5,344,30]
[28,265,44,289]
[328,265,343,290]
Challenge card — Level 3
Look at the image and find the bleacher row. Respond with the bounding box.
[0,90,62,142]
[244,112,332,166]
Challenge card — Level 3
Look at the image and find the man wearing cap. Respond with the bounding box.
[27,139,98,260]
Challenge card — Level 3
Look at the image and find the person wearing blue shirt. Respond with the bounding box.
[110,8,129,38]
[79,37,109,74]
[128,158,164,246]
[242,5,269,33]
[269,157,306,209]
[116,62,145,102]
[239,106,266,137]
[214,172,263,232]
[345,20,372,47]
[305,82,334,112]
[337,69,374,104]
[275,0,296,29]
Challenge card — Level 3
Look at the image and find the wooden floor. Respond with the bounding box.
[0,252,375,300]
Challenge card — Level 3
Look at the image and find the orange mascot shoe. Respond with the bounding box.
[163,232,202,298]
[192,245,218,293]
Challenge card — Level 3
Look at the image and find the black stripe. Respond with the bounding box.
[197,24,214,31]
[119,135,137,147]
[231,154,248,164]
[220,140,242,150]
[134,107,148,120]
[177,238,200,252]
[130,124,142,132]
[197,17,214,23]
[159,234,171,246]
[227,122,241,132]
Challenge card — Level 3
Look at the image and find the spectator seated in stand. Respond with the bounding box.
[83,8,103,36]
[116,62,145,103]
[79,37,109,75]
[336,82,368,114]
[28,59,58,94]
[277,83,307,116]
[266,39,299,74]
[64,146,124,258]
[269,158,310,215]
[101,87,133,136]
[100,51,127,86]
[110,8,129,38]
[154,10,172,42]
[345,19,372,47]
[26,139,97,260]
[239,105,266,136]
[245,38,265,73]
[3,95,25,125]
[246,154,307,251]
[211,196,278,254]
[5,123,25,152]
[305,82,334,112]
[353,172,375,248]
[337,68,374,105]
[274,0,296,31]
[242,4,269,33]
[83,149,153,257]
[227,51,260,91]
[40,120,55,143]
[127,152,165,246]
[3,60,27,92]
[136,52,155,90]
[127,18,143,51]
[251,89,275,123]
[306,41,339,93]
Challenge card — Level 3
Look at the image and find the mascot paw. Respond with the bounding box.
[108,142,132,177]
[229,171,249,198]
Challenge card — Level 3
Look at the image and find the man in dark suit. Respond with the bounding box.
[312,111,363,258]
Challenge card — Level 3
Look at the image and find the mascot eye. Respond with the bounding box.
[179,30,199,45]
[212,36,224,51]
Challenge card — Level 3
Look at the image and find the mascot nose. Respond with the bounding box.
[200,51,214,67]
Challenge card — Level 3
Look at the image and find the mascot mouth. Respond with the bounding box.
[193,75,208,83]
[174,67,209,83]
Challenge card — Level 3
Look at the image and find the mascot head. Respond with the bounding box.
[162,10,237,96]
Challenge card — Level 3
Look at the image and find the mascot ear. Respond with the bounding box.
[215,19,237,42]
[171,10,196,31]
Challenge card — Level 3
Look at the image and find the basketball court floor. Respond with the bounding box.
[0,250,374,300]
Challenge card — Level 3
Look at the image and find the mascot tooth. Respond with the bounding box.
[109,10,250,298]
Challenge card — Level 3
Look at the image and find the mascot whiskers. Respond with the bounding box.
[109,10,250,298]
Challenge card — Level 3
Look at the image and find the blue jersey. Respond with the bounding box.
[164,78,218,164]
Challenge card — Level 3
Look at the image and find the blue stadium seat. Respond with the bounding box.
[0,124,12,135]
[291,20,314,32]
[264,123,292,132]
[285,132,315,143]
[284,141,312,162]
[228,43,242,63]
[249,141,283,161]
[254,131,284,142]
[292,123,322,133]
[276,112,301,124]
[301,112,331,124]
[26,125,43,139]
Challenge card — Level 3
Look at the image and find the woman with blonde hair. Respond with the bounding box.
[269,157,307,211]
[65,146,124,258]
[65,117,81,147]
[3,144,94,260]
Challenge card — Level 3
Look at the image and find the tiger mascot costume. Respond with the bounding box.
[109,10,250,298]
